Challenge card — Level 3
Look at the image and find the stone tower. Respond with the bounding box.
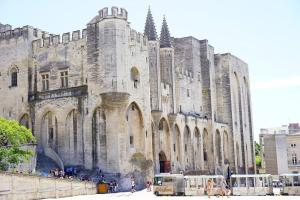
[144,7,161,111]
[85,7,151,173]
[159,16,176,113]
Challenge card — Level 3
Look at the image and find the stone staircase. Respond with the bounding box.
[36,152,59,174]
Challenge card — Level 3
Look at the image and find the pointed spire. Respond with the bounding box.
[160,15,171,48]
[144,6,158,41]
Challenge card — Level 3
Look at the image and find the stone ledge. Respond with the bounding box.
[29,85,88,102]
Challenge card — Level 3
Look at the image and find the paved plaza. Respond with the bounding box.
[46,189,300,200]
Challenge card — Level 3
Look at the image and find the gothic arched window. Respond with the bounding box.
[130,67,140,88]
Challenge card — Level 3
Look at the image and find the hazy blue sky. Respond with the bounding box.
[1,0,299,141]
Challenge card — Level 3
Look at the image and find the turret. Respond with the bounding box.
[144,7,161,110]
[144,7,157,41]
[159,16,172,48]
[87,7,129,93]
[159,16,176,113]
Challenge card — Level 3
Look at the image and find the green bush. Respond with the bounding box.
[255,155,262,167]
[0,117,36,170]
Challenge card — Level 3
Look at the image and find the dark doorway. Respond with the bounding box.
[159,151,170,173]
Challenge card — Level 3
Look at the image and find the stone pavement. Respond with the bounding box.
[46,189,300,200]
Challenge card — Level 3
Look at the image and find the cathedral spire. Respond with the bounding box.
[159,15,171,48]
[144,6,158,41]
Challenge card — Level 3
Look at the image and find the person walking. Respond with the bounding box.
[113,180,118,193]
[131,177,136,193]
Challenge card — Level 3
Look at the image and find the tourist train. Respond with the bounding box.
[153,173,300,196]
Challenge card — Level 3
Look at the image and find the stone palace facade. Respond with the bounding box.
[0,7,255,177]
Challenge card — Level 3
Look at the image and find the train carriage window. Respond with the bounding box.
[240,178,246,187]
[189,178,196,188]
[248,177,254,187]
[154,177,163,185]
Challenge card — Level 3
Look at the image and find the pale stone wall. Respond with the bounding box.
[0,172,96,200]
[0,26,42,126]
[214,53,255,173]
[173,37,203,115]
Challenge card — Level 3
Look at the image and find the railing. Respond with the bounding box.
[29,85,88,101]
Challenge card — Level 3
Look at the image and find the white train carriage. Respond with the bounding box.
[280,173,300,195]
[230,174,273,196]
[184,175,224,196]
[153,173,185,196]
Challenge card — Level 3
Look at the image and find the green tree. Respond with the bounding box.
[255,141,261,156]
[256,155,262,167]
[0,117,36,171]
[255,141,262,168]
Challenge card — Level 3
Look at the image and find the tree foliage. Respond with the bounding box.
[0,117,36,170]
[256,155,262,167]
[255,141,261,156]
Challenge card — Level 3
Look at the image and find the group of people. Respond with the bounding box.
[98,174,119,193]
[206,177,231,198]
[49,168,66,178]
[108,180,119,193]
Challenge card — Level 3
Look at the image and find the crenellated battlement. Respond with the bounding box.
[98,7,127,20]
[0,25,46,42]
[89,7,128,24]
[32,29,87,50]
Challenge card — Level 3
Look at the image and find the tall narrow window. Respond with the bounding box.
[292,153,297,165]
[60,71,68,88]
[41,73,49,91]
[11,68,18,87]
[130,135,134,148]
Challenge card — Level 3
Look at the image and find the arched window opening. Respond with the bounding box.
[20,114,30,129]
[131,67,140,88]
[203,129,209,162]
[92,108,107,169]
[126,103,144,152]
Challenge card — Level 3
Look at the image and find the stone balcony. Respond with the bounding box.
[29,85,88,101]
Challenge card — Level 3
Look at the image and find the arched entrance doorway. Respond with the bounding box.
[92,107,107,169]
[19,114,31,129]
[126,103,144,152]
[158,118,171,162]
[174,124,181,167]
[159,151,170,173]
[194,128,201,169]
[215,129,222,166]
[236,142,241,173]
[223,131,229,164]
[184,126,192,169]
[42,111,58,152]
[66,109,80,165]
[203,128,209,169]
